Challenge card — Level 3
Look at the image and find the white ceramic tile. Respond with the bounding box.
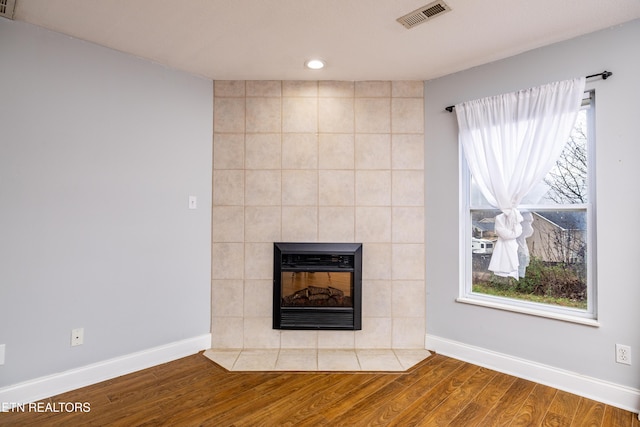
[318,170,354,206]
[211,316,244,349]
[392,317,426,349]
[319,134,354,170]
[203,348,241,371]
[245,133,281,170]
[233,349,279,371]
[275,349,318,371]
[356,349,403,371]
[355,171,391,206]
[214,97,245,133]
[392,281,426,318]
[282,133,318,169]
[211,243,244,280]
[355,98,390,133]
[282,170,318,206]
[355,134,391,170]
[362,280,392,318]
[214,133,244,169]
[318,349,360,371]
[391,244,425,280]
[392,134,424,170]
[319,98,354,133]
[355,81,391,98]
[213,170,244,206]
[362,243,392,280]
[245,170,281,206]
[391,170,424,206]
[283,98,318,133]
[246,97,281,133]
[212,206,244,242]
[318,207,355,242]
[393,349,432,370]
[215,81,245,97]
[392,98,424,134]
[211,279,244,317]
[244,243,273,280]
[243,318,281,349]
[281,207,318,242]
[211,79,428,354]
[281,330,318,349]
[317,331,355,349]
[206,348,431,372]
[245,206,281,242]
[283,81,318,97]
[356,207,391,243]
[244,280,272,318]
[247,80,281,97]
[356,317,392,349]
[319,81,354,98]
[392,207,424,243]
[392,81,424,98]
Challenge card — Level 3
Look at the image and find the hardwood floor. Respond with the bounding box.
[1,352,638,426]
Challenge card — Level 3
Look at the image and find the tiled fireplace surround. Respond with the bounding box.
[209,80,427,370]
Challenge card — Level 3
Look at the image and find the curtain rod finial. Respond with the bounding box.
[445,105,454,113]
[602,71,612,79]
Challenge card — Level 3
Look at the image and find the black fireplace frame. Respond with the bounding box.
[273,242,362,330]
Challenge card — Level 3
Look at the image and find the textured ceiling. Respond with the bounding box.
[12,0,640,81]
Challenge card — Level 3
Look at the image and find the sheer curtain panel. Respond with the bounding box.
[456,77,586,278]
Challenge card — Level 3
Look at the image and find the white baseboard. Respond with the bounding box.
[0,333,211,409]
[425,334,640,415]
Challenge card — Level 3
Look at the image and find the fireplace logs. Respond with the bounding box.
[282,285,350,307]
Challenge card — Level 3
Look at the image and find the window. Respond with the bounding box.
[460,92,596,323]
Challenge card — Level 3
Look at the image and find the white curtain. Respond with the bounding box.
[456,77,586,278]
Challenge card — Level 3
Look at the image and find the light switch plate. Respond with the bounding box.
[189,196,197,209]
[0,344,5,365]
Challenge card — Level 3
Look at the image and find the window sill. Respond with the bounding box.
[455,296,600,327]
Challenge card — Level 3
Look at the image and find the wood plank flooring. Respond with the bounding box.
[1,352,638,426]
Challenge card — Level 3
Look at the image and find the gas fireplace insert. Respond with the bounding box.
[273,242,362,330]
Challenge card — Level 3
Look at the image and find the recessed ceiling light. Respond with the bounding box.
[305,59,325,70]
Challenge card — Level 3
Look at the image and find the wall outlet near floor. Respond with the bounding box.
[615,344,631,365]
[0,344,5,365]
[71,328,84,347]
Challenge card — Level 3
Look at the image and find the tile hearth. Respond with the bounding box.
[204,348,432,372]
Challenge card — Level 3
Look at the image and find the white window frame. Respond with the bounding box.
[457,90,598,326]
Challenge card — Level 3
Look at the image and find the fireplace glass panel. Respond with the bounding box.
[281,271,353,308]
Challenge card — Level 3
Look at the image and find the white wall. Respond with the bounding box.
[424,18,640,399]
[0,20,212,388]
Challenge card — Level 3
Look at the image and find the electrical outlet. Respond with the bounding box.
[615,344,631,365]
[71,328,84,347]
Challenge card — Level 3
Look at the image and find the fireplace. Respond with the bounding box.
[273,242,362,330]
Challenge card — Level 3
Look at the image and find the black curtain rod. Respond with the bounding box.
[444,71,612,112]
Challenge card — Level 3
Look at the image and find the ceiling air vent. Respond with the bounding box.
[397,1,451,29]
[0,0,16,20]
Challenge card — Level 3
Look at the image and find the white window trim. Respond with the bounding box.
[458,91,598,325]
[455,295,600,327]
